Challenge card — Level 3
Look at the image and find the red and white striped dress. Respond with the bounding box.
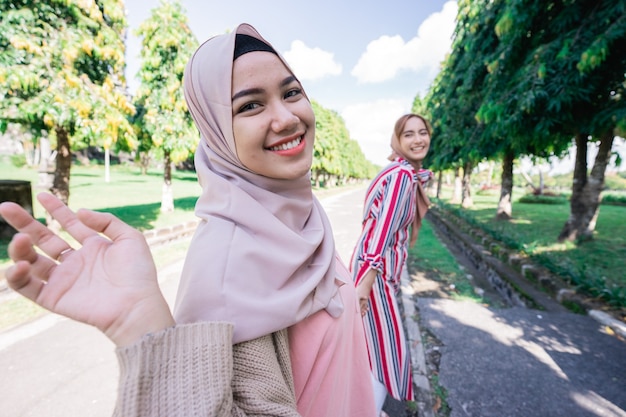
[350,157,419,401]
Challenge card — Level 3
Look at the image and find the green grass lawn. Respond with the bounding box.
[435,186,626,307]
[1,158,202,264]
[1,157,201,223]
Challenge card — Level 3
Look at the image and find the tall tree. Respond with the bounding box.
[133,0,198,212]
[480,0,626,242]
[0,0,136,206]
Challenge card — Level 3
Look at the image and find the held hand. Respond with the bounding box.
[0,193,175,346]
[356,283,370,317]
[355,268,377,317]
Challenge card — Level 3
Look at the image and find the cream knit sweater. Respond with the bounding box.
[114,322,300,416]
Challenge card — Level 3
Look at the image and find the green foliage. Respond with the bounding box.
[9,153,26,168]
[424,0,625,175]
[518,193,568,204]
[310,100,377,184]
[132,0,199,165]
[0,0,136,150]
[601,192,626,206]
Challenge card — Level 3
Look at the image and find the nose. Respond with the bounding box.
[270,102,299,132]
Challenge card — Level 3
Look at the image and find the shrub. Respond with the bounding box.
[10,154,27,168]
[518,193,568,204]
[601,192,626,206]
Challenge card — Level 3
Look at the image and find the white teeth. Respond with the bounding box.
[269,136,302,151]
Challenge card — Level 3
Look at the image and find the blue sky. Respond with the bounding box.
[124,0,458,166]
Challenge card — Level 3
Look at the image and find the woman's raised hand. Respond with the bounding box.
[0,193,175,346]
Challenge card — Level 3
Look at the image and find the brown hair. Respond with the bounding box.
[393,113,432,139]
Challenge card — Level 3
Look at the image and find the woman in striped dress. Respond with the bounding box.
[350,113,432,416]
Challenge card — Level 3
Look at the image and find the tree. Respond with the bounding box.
[133,0,198,212]
[310,100,375,186]
[427,0,625,239]
[481,0,626,241]
[0,0,136,207]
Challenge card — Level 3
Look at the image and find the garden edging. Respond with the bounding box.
[426,206,626,339]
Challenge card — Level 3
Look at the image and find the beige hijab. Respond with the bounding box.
[173,24,344,344]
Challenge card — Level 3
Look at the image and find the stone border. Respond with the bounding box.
[426,206,626,339]
[400,265,436,417]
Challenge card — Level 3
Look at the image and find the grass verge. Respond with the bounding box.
[435,189,626,308]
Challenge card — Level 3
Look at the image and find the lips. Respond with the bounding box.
[267,136,303,152]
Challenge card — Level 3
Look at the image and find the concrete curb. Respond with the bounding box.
[589,309,626,339]
[427,207,626,340]
[400,265,435,417]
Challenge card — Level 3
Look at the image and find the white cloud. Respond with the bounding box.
[283,40,342,81]
[341,99,411,166]
[351,0,458,83]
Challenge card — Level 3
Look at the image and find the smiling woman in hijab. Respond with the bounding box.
[0,24,376,417]
[350,113,433,416]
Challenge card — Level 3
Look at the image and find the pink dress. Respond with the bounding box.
[288,255,377,417]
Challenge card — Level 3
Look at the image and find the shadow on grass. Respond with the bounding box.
[0,196,198,264]
[92,196,197,230]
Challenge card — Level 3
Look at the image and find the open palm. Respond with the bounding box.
[0,193,175,346]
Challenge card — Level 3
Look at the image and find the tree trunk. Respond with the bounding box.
[451,167,462,204]
[486,160,494,188]
[161,150,174,212]
[496,150,514,220]
[139,151,150,175]
[436,170,443,199]
[37,136,54,191]
[52,127,71,205]
[48,126,72,231]
[461,161,473,208]
[104,147,111,183]
[558,132,614,242]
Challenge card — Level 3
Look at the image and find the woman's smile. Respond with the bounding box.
[267,135,305,154]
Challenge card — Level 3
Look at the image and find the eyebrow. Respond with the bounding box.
[231,75,299,102]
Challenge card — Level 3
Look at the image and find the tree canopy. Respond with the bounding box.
[0,0,136,203]
[424,0,625,240]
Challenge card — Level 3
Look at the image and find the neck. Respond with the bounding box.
[408,161,422,171]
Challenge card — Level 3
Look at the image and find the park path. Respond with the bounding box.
[0,185,395,417]
[2,185,624,417]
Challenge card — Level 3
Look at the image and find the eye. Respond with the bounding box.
[284,88,303,99]
[236,102,261,114]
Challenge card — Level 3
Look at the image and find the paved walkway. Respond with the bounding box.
[1,185,625,417]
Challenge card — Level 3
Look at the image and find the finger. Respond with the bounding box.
[0,200,73,261]
[8,233,57,282]
[37,193,98,244]
[77,209,145,244]
[4,261,47,303]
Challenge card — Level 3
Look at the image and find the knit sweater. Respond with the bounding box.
[114,322,300,416]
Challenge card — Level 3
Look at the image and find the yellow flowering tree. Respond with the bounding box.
[133,0,198,212]
[0,0,136,205]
